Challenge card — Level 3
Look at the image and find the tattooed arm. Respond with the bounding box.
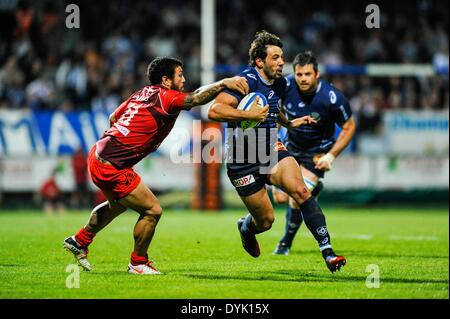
[183,76,248,109]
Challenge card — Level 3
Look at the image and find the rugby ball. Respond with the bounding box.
[236,92,268,130]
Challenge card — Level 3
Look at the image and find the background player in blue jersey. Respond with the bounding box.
[208,31,346,272]
[272,51,356,255]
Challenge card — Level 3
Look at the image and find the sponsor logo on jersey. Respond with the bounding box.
[246,74,257,81]
[329,91,337,104]
[233,174,255,188]
[298,102,306,108]
[274,141,287,151]
[114,123,130,136]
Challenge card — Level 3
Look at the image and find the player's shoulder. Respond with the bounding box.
[284,74,295,88]
[318,80,348,104]
[154,85,182,98]
[241,67,259,83]
[131,85,161,100]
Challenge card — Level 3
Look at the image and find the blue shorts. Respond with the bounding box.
[227,149,292,197]
[290,150,327,179]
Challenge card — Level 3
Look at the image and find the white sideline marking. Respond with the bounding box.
[389,235,439,241]
[337,234,373,240]
[273,232,439,241]
[286,233,374,240]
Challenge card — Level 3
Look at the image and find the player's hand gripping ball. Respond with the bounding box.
[237,92,268,130]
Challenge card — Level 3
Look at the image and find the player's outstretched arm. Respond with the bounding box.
[315,116,356,171]
[327,116,356,157]
[208,93,268,122]
[277,112,316,129]
[183,76,248,108]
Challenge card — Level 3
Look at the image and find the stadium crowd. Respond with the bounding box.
[0,0,448,136]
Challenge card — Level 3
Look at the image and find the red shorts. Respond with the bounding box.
[88,144,141,200]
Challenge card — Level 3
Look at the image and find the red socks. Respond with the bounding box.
[74,228,96,248]
[131,251,148,265]
[74,228,148,266]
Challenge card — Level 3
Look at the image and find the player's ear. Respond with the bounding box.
[316,70,320,79]
[161,75,172,88]
[255,57,264,69]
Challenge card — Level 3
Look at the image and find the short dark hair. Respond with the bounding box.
[293,51,318,73]
[248,30,283,67]
[147,57,183,85]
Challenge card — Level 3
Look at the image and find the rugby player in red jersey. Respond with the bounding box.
[63,56,263,275]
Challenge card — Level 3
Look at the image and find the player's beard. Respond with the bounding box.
[172,82,184,92]
[264,65,282,80]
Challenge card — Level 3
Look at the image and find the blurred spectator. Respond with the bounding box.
[25,72,55,110]
[0,57,26,108]
[433,44,449,70]
[0,0,447,116]
[39,168,65,215]
[91,87,121,114]
[70,148,89,209]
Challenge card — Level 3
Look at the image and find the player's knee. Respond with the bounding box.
[152,203,163,218]
[259,215,274,231]
[294,185,311,202]
[143,202,163,220]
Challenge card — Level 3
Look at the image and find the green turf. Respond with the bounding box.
[0,208,448,299]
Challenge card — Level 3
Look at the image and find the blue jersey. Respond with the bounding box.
[282,76,352,154]
[224,67,286,164]
[225,67,286,129]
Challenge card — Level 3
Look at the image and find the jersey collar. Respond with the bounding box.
[253,67,274,85]
[316,80,322,93]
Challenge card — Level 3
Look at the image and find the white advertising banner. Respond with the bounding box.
[0,156,194,192]
[374,156,450,190]
[0,155,448,192]
[322,155,373,189]
[0,157,75,191]
[383,111,449,155]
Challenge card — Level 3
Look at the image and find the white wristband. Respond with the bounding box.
[318,153,335,170]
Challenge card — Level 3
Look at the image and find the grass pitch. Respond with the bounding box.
[0,207,448,299]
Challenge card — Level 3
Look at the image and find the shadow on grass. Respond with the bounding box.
[180,269,449,285]
[342,250,449,259]
[277,249,449,260]
[0,264,26,267]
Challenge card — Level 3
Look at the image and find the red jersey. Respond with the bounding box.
[40,178,60,200]
[72,149,87,183]
[96,85,188,169]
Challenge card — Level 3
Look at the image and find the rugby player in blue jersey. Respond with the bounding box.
[208,31,347,272]
[272,51,356,256]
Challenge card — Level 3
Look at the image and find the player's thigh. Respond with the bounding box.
[240,187,274,225]
[269,156,307,195]
[118,180,161,215]
[278,166,319,205]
